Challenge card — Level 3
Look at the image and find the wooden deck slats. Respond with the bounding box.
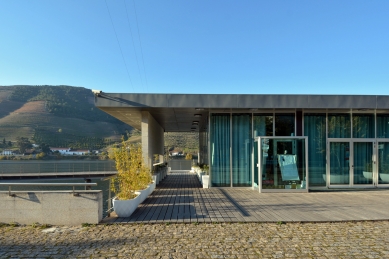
[101,171,389,224]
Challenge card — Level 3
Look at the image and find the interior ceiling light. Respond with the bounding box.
[194,114,202,117]
[195,108,204,111]
[192,121,199,125]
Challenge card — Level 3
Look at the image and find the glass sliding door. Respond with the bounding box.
[378,142,389,185]
[210,114,231,187]
[329,142,350,185]
[256,137,308,192]
[353,142,374,185]
[232,114,252,187]
[329,141,375,187]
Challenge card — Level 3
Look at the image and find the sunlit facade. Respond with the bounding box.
[95,93,389,192]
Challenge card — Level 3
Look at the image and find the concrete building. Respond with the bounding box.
[94,93,389,192]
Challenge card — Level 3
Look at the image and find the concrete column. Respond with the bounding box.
[141,111,164,168]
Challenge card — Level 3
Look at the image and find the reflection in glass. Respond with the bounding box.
[377,114,389,138]
[304,114,326,186]
[253,114,273,137]
[260,138,306,190]
[328,114,351,138]
[354,142,373,184]
[232,114,252,187]
[329,142,350,185]
[210,114,231,187]
[378,142,389,184]
[275,114,295,136]
[353,114,374,138]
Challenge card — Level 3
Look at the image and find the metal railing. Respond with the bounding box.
[0,182,97,196]
[0,161,116,174]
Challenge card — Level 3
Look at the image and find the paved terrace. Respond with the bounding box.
[102,171,389,224]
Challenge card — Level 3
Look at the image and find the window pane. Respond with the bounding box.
[304,114,326,186]
[253,114,273,136]
[354,142,373,184]
[353,114,374,138]
[377,114,389,138]
[232,114,252,187]
[210,114,230,187]
[275,114,295,136]
[328,114,351,138]
[378,142,389,184]
[329,142,350,185]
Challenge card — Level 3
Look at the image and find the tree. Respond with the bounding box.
[2,138,5,145]
[40,143,50,154]
[36,152,46,159]
[16,137,32,153]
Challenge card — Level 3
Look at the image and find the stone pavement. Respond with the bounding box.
[103,171,389,224]
[1,221,389,258]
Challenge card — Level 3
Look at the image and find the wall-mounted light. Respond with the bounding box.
[192,121,199,125]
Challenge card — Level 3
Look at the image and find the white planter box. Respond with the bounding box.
[202,175,209,188]
[136,185,150,204]
[148,181,156,195]
[113,192,141,217]
[199,172,204,184]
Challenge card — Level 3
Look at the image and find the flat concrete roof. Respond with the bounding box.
[95,93,389,132]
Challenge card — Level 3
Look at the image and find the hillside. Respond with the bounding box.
[0,85,132,149]
[164,132,199,154]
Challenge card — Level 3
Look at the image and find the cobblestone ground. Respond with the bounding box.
[1,221,389,259]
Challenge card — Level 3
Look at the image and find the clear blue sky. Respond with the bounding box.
[1,1,388,94]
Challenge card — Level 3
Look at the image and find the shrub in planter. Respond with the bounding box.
[109,139,152,207]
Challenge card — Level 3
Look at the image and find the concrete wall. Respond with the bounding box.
[0,191,102,225]
[141,111,164,168]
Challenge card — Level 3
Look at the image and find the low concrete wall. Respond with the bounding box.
[0,191,102,225]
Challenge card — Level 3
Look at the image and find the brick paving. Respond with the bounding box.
[102,171,389,224]
[1,221,388,258]
[2,171,389,258]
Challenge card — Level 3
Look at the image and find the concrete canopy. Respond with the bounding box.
[94,93,389,132]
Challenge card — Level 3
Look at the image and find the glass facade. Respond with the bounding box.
[208,110,389,190]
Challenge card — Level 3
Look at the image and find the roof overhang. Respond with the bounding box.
[94,93,389,132]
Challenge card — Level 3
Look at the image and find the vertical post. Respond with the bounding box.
[85,179,92,190]
[108,178,112,217]
[8,186,11,196]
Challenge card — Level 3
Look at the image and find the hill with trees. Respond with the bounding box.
[0,85,132,150]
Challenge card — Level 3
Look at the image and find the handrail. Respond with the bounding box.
[0,183,97,196]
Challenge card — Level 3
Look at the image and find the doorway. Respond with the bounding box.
[327,140,376,187]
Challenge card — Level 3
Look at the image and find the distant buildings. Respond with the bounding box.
[49,147,90,156]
